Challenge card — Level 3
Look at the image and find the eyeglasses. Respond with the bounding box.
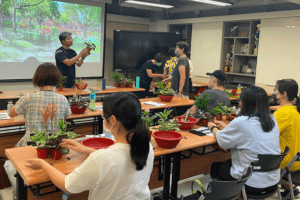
[100,113,111,121]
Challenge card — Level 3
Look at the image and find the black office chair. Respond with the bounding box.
[242,146,290,200]
[280,151,300,200]
[182,167,253,200]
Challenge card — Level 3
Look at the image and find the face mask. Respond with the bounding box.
[156,62,162,67]
[271,92,282,104]
[103,122,113,134]
[175,50,180,56]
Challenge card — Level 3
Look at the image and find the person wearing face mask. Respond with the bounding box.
[273,79,300,197]
[25,92,154,200]
[136,53,165,98]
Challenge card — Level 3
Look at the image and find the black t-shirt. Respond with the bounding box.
[138,60,158,92]
[55,47,77,88]
[171,57,190,96]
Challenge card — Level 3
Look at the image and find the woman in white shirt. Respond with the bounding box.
[25,92,154,200]
[208,86,280,196]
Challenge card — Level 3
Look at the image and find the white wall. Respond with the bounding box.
[190,22,223,78]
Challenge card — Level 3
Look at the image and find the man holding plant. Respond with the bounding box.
[55,32,90,88]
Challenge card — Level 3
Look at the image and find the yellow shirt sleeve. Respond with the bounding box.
[274,108,290,134]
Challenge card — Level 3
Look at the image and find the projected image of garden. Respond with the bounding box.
[0,0,101,62]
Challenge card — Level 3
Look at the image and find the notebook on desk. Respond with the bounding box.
[0,113,11,120]
[142,101,166,107]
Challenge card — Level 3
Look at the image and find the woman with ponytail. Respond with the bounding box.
[25,92,154,200]
[273,79,300,196]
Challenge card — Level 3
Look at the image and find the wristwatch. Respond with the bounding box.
[210,126,217,132]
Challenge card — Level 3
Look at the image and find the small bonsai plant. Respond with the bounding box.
[69,79,89,112]
[153,109,180,132]
[194,94,212,126]
[112,71,123,87]
[154,82,175,96]
[194,93,210,111]
[127,79,134,88]
[58,76,67,91]
[209,103,225,120]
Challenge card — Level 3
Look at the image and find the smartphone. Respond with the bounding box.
[189,130,206,136]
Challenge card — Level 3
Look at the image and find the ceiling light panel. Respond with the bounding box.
[190,0,232,6]
[124,0,174,8]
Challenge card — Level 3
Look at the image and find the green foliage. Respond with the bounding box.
[59,76,67,87]
[154,82,175,96]
[55,118,71,133]
[29,130,48,149]
[141,109,159,131]
[127,79,133,84]
[112,71,123,83]
[224,106,234,114]
[13,40,34,48]
[209,103,224,115]
[153,109,180,132]
[194,93,210,110]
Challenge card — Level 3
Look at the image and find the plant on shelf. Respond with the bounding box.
[152,109,180,132]
[141,109,159,140]
[69,79,89,113]
[112,71,123,87]
[58,76,67,91]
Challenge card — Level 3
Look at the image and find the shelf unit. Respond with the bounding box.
[220,20,261,85]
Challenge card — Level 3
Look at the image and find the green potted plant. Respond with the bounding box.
[112,71,123,87]
[69,79,89,114]
[194,94,211,126]
[28,130,49,159]
[58,76,67,91]
[152,109,182,148]
[127,79,134,88]
[119,77,127,88]
[141,109,159,141]
[224,106,236,121]
[154,82,175,102]
[209,103,225,120]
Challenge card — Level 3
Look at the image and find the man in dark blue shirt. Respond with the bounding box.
[55,32,89,88]
[137,53,165,98]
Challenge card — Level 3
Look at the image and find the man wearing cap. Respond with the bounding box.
[185,70,231,115]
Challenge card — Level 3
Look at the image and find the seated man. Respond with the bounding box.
[185,70,231,116]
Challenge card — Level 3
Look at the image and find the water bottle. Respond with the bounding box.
[62,191,69,200]
[7,101,13,116]
[136,76,140,89]
[90,90,96,109]
[102,78,106,90]
[237,84,242,95]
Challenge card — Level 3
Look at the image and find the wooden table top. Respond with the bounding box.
[5,127,211,186]
[192,81,208,88]
[0,87,145,100]
[0,97,194,128]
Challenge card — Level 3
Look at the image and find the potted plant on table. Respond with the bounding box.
[112,71,123,87]
[127,79,134,88]
[58,76,67,91]
[75,78,88,90]
[209,103,225,120]
[28,130,49,159]
[119,78,127,88]
[224,107,236,121]
[69,79,89,114]
[152,109,182,149]
[154,82,175,102]
[194,94,212,126]
[225,89,239,98]
[141,109,159,141]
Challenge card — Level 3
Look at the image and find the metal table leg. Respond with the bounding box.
[171,152,181,198]
[16,172,27,200]
[163,154,172,200]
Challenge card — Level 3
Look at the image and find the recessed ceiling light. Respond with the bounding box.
[190,0,232,6]
[291,26,295,28]
[124,0,174,8]
[287,26,291,28]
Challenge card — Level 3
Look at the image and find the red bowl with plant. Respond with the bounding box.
[75,83,88,90]
[152,131,183,148]
[159,94,173,102]
[81,138,115,149]
[174,116,198,130]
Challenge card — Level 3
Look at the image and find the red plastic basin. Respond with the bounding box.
[174,116,198,130]
[159,94,173,102]
[71,105,87,114]
[152,131,183,149]
[81,138,115,149]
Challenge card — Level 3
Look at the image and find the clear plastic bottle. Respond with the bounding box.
[237,84,242,94]
[90,90,96,109]
[7,101,13,116]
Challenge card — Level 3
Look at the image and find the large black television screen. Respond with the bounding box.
[113,30,182,72]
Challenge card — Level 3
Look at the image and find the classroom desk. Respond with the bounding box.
[192,81,208,88]
[0,87,145,100]
[5,128,215,200]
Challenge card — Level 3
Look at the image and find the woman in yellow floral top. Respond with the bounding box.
[162,48,179,88]
[273,79,300,196]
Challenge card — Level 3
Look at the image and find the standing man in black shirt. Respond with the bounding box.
[137,53,165,98]
[55,32,89,88]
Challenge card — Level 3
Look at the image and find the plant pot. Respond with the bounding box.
[159,94,174,102]
[70,102,88,114]
[215,114,223,121]
[174,116,199,130]
[75,83,88,90]
[81,138,115,149]
[120,83,125,88]
[58,87,63,91]
[197,118,209,126]
[36,148,48,159]
[114,83,119,87]
[128,84,133,88]
[152,131,183,149]
[226,114,237,121]
[51,149,63,160]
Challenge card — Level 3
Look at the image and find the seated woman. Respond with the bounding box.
[9,62,71,147]
[208,86,280,196]
[273,79,300,196]
[25,92,154,200]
